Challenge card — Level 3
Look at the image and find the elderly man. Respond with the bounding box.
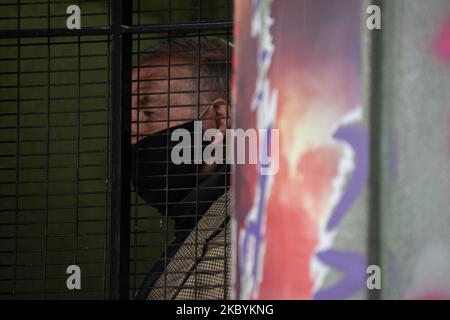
[131,37,232,300]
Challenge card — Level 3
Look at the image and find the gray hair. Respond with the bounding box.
[139,36,232,106]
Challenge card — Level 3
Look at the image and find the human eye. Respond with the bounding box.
[143,109,156,119]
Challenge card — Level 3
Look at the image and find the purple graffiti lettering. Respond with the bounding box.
[252,0,261,14]
[314,119,369,300]
[239,129,272,298]
[257,90,264,102]
[261,50,268,62]
[314,250,367,299]
[326,122,369,231]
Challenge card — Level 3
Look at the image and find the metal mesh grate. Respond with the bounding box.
[129,0,233,300]
[0,1,112,299]
[0,0,232,300]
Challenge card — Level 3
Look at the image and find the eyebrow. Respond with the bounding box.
[135,95,168,112]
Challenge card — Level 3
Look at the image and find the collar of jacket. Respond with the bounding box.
[147,190,231,300]
[135,164,230,300]
[167,164,230,239]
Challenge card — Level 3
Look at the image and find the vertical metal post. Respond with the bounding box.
[110,0,132,300]
[366,0,383,301]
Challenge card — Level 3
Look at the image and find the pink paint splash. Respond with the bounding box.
[435,20,450,61]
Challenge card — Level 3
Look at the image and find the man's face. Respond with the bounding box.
[131,55,203,144]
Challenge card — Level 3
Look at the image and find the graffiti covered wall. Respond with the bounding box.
[233,0,450,300]
[232,0,369,300]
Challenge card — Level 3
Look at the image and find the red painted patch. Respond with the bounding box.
[435,20,450,61]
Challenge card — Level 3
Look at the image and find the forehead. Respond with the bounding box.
[132,55,195,93]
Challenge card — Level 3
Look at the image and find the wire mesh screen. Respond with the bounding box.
[129,1,233,300]
[0,0,232,300]
[0,1,112,299]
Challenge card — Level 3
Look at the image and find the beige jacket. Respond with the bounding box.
[147,191,231,300]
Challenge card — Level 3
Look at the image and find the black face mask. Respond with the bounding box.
[131,120,214,217]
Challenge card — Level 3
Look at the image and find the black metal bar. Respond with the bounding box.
[110,0,132,300]
[103,0,113,300]
[122,21,233,33]
[0,21,232,39]
[0,27,112,39]
[12,0,21,299]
